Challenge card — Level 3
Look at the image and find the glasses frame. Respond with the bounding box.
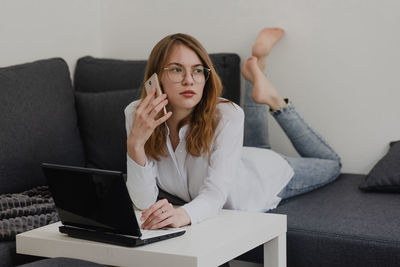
[163,65,211,84]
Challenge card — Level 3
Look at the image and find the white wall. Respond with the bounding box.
[101,0,400,174]
[1,0,399,174]
[0,0,102,74]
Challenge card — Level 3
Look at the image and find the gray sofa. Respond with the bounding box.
[0,55,239,266]
[1,55,400,267]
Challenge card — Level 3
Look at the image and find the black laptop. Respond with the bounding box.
[41,163,185,247]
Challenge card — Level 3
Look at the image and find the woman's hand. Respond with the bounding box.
[127,89,172,166]
[140,199,191,230]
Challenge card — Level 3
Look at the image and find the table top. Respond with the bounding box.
[17,209,286,267]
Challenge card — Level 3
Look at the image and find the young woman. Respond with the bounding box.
[125,28,341,230]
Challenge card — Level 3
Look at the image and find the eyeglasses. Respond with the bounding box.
[163,65,211,84]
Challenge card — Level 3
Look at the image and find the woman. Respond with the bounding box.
[125,28,341,230]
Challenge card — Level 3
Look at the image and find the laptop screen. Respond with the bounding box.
[42,163,141,237]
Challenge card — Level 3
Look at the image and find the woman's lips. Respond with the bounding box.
[180,90,195,97]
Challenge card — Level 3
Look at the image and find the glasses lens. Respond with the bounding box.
[192,67,205,83]
[167,67,184,83]
[165,66,210,83]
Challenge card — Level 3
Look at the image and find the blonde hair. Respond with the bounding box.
[141,33,226,160]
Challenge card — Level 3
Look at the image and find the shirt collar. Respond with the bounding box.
[165,124,189,141]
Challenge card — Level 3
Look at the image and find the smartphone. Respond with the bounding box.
[144,73,167,116]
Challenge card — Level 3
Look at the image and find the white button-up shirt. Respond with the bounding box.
[125,99,294,224]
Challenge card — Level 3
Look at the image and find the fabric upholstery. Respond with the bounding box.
[0,241,43,267]
[237,174,400,266]
[0,241,14,267]
[19,257,105,266]
[75,89,140,172]
[73,54,241,173]
[0,58,85,194]
[74,57,147,93]
[74,54,241,104]
[359,140,400,192]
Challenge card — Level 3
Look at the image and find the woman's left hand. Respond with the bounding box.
[140,199,191,230]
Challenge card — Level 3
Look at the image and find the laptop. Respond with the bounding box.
[41,163,185,247]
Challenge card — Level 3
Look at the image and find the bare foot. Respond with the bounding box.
[243,56,286,110]
[252,28,285,71]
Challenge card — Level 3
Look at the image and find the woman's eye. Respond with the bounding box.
[193,68,204,74]
[171,67,183,73]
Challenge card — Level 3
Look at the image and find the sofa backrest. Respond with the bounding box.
[0,58,86,194]
[74,54,241,104]
[73,54,241,173]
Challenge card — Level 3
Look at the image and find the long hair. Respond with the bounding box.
[141,33,225,160]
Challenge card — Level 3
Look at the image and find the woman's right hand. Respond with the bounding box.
[127,89,172,166]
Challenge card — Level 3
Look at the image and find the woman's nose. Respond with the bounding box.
[182,70,194,85]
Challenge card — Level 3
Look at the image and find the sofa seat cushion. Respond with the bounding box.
[0,241,43,267]
[19,257,105,266]
[0,241,15,267]
[237,174,400,266]
[0,58,86,194]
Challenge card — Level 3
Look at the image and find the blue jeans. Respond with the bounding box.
[243,81,341,200]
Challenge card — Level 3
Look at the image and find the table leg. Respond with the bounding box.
[263,233,286,267]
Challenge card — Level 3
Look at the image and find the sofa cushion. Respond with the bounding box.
[74,57,147,93]
[75,89,140,172]
[74,54,241,104]
[238,174,400,266]
[19,257,105,266]
[0,241,14,267]
[359,140,400,192]
[0,240,44,267]
[0,58,86,194]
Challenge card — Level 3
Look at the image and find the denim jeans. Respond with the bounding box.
[243,81,341,200]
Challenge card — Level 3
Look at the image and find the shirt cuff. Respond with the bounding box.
[127,154,154,170]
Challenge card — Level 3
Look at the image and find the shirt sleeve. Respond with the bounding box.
[124,100,159,210]
[182,103,244,224]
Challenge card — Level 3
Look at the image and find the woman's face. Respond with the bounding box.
[160,44,206,114]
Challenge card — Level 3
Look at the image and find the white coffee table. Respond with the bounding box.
[16,209,286,267]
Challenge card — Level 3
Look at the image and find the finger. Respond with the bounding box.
[150,216,174,230]
[148,99,168,119]
[144,93,167,116]
[144,210,174,230]
[141,202,172,229]
[141,199,168,221]
[137,88,157,113]
[153,111,172,127]
[142,210,167,230]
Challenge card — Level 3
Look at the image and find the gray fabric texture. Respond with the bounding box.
[75,89,140,172]
[237,174,400,266]
[0,58,86,194]
[359,140,400,192]
[0,186,58,241]
[19,257,105,267]
[0,241,14,267]
[74,54,241,105]
[74,57,147,93]
[0,240,44,267]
